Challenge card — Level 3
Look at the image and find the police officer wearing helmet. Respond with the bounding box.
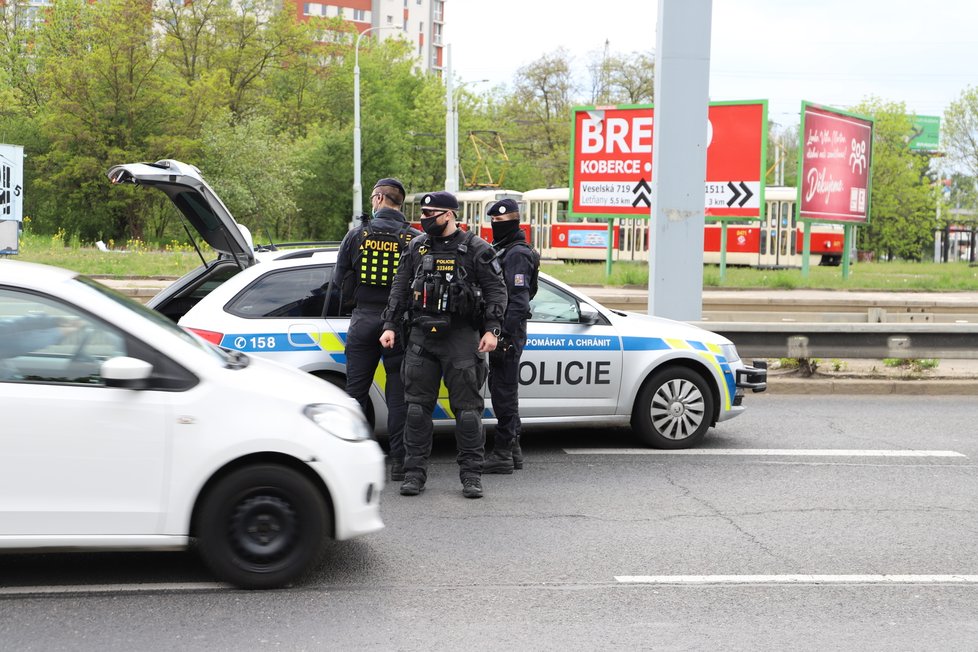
[483,198,540,474]
[380,191,507,499]
[334,178,420,481]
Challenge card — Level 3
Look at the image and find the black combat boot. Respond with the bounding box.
[511,436,524,470]
[483,448,514,474]
[462,476,483,499]
[390,459,405,482]
[400,476,425,496]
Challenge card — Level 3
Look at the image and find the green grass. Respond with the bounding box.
[544,260,978,291]
[5,231,206,278]
[7,231,978,291]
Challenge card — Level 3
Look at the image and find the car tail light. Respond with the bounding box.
[186,327,224,345]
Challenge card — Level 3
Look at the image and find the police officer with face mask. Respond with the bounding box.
[334,178,420,481]
[483,199,540,474]
[380,191,507,499]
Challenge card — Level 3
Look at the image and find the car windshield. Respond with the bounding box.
[77,276,231,364]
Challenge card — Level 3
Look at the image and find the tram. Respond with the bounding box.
[405,186,844,267]
[517,186,844,266]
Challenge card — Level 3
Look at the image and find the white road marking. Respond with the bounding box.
[616,575,978,584]
[563,448,966,457]
[0,582,229,596]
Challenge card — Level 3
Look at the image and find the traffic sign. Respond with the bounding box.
[569,101,767,219]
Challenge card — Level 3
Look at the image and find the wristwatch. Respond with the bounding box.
[489,327,501,337]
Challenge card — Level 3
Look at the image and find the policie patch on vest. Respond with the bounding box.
[357,227,413,287]
[513,273,526,287]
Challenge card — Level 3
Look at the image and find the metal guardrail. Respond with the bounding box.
[692,322,978,359]
[108,282,978,359]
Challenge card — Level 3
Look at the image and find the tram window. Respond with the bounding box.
[760,223,767,254]
[768,201,778,228]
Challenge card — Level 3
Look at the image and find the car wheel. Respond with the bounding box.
[631,367,714,449]
[313,371,346,391]
[196,465,330,589]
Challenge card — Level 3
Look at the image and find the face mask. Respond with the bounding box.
[421,216,447,236]
[491,219,520,243]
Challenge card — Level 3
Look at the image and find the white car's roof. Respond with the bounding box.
[0,259,78,289]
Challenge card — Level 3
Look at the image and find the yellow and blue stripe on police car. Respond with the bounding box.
[525,334,735,411]
[218,330,458,419]
[217,330,736,417]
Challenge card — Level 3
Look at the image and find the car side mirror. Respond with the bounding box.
[579,303,600,325]
[102,356,153,389]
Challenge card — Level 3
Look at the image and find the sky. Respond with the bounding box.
[443,0,978,128]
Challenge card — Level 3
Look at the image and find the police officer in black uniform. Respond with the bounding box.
[334,178,420,481]
[483,198,540,474]
[380,191,507,499]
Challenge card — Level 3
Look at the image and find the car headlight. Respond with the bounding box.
[719,343,741,364]
[304,403,372,442]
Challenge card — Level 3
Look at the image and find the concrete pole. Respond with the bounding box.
[647,0,713,320]
[353,26,396,227]
[444,45,456,193]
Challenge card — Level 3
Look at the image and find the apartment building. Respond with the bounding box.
[294,0,445,74]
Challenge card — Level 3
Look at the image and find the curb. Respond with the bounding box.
[765,377,978,395]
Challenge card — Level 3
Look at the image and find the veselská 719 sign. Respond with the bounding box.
[798,102,873,223]
[569,101,766,219]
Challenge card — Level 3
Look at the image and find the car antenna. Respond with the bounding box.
[182,223,211,269]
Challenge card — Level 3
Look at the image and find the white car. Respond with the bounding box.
[0,259,384,589]
[113,159,766,449]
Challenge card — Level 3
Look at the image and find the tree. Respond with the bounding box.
[293,35,441,238]
[850,98,937,261]
[156,0,317,125]
[767,122,798,187]
[197,112,311,242]
[944,86,978,178]
[29,0,186,242]
[587,47,654,106]
[500,49,577,189]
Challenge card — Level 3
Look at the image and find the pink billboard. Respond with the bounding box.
[799,102,873,223]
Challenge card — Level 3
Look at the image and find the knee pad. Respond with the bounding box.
[406,403,427,430]
[457,409,481,436]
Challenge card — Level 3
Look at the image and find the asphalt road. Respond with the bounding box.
[2,395,977,650]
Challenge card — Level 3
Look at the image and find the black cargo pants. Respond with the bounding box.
[344,306,407,461]
[488,334,525,449]
[401,325,487,482]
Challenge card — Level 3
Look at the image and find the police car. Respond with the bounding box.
[114,160,766,449]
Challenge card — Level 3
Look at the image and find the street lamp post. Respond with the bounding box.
[446,78,488,193]
[353,25,398,226]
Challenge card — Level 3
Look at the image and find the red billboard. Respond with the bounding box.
[569,101,766,219]
[799,102,873,223]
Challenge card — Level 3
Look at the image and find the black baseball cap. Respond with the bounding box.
[420,191,459,211]
[373,177,406,200]
[487,198,519,217]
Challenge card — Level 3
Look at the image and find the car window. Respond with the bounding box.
[226,265,333,319]
[529,281,581,323]
[0,289,127,384]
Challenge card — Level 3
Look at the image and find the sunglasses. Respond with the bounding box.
[420,208,449,217]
